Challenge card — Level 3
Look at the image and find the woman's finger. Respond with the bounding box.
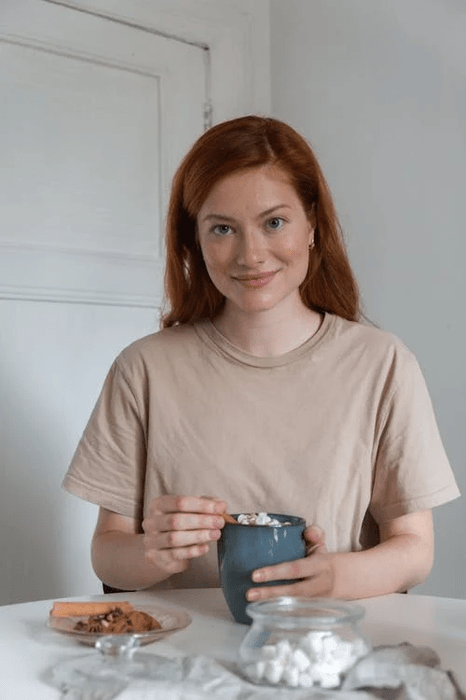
[143,549,188,575]
[153,512,225,533]
[246,574,328,602]
[153,494,227,516]
[251,556,311,584]
[146,541,210,565]
[154,527,221,550]
[246,581,303,601]
[304,524,328,555]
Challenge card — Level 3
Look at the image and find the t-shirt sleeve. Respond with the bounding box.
[369,350,460,523]
[62,358,147,520]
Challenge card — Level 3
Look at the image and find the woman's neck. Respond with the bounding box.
[212,304,323,357]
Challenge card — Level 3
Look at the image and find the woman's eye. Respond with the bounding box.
[213,224,232,235]
[267,217,284,230]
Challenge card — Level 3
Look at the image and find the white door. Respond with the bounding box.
[0,0,207,603]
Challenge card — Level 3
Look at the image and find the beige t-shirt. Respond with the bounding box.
[63,313,460,588]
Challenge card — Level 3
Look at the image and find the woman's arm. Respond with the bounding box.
[91,496,227,591]
[91,509,172,591]
[330,510,434,598]
[246,510,434,602]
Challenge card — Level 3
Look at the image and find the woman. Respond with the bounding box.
[63,116,459,602]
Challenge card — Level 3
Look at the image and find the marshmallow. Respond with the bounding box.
[245,629,366,690]
[264,659,284,684]
[274,638,292,661]
[290,647,311,672]
[260,644,277,659]
[236,512,291,527]
[320,672,341,689]
[254,661,266,680]
[298,672,315,688]
[282,666,300,687]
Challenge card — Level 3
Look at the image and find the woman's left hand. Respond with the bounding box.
[245,524,337,602]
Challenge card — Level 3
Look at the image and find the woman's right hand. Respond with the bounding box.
[142,495,227,576]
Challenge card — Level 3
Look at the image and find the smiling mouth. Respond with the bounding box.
[235,271,278,281]
[233,271,279,288]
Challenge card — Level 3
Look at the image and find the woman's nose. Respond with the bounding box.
[235,228,266,267]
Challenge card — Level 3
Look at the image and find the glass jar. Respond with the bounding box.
[239,597,371,690]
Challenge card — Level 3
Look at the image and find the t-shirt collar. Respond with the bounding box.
[195,312,334,368]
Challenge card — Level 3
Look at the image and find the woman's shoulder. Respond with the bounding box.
[330,314,417,366]
[112,323,201,375]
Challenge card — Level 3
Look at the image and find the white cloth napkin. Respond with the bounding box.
[112,643,465,700]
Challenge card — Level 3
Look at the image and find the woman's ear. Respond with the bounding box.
[307,203,317,249]
[306,202,317,232]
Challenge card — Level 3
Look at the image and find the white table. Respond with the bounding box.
[1,589,466,698]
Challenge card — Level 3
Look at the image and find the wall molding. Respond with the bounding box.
[42,0,210,50]
[41,0,270,120]
[0,32,168,79]
[0,242,164,307]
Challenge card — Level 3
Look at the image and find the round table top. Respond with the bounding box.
[1,588,466,698]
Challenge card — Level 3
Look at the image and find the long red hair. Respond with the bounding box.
[161,115,361,328]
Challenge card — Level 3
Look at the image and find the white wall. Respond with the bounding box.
[270,0,465,597]
[1,300,159,603]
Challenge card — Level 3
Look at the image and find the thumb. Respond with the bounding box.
[304,524,328,555]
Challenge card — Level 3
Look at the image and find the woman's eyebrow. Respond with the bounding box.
[201,204,292,223]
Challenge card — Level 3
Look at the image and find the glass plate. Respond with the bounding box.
[47,603,191,646]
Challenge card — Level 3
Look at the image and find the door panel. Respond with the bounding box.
[2,40,162,255]
[0,0,205,305]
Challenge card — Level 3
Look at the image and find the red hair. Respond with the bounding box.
[161,115,361,328]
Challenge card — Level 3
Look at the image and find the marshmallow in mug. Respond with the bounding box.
[244,631,368,689]
[236,512,291,527]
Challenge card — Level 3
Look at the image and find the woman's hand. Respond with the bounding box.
[142,495,227,576]
[246,511,434,601]
[246,524,336,602]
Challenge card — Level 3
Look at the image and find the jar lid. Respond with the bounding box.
[245,597,366,628]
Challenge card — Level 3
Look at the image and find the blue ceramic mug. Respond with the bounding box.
[217,513,306,625]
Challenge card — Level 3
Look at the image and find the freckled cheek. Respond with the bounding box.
[199,243,221,267]
[204,254,230,274]
[201,250,232,282]
[278,241,310,260]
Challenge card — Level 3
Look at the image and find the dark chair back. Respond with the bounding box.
[102,583,135,594]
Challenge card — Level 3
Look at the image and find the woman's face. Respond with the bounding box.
[196,165,314,319]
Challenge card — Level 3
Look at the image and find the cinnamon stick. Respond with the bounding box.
[50,601,134,617]
[220,512,237,524]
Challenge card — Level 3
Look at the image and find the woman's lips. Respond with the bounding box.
[234,271,278,288]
